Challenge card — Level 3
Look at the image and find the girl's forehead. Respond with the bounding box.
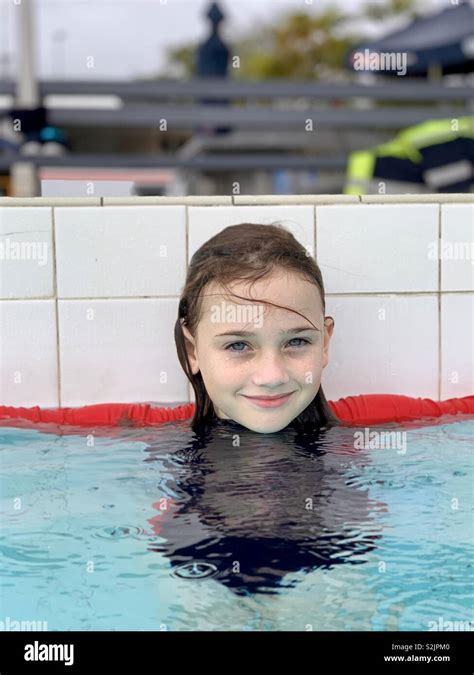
[202,274,321,307]
[194,274,324,333]
[198,298,324,332]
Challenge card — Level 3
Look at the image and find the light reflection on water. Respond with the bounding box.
[0,416,472,631]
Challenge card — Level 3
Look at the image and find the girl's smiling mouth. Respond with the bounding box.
[241,392,296,408]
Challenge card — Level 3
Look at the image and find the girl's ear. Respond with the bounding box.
[181,324,200,375]
[322,316,334,369]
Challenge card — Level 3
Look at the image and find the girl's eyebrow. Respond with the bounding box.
[213,326,321,338]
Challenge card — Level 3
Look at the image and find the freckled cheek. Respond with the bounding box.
[219,359,248,383]
[201,350,246,386]
[298,349,324,384]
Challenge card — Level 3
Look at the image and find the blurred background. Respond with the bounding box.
[0,0,473,197]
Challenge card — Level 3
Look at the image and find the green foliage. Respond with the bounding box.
[362,0,418,21]
[236,10,357,80]
[166,45,196,79]
[163,0,420,81]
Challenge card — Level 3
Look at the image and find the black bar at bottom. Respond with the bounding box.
[0,630,471,673]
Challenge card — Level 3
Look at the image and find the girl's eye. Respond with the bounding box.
[287,337,311,348]
[225,341,248,352]
[224,338,311,353]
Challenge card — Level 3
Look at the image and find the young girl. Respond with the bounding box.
[175,222,341,434]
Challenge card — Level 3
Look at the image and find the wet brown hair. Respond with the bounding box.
[174,222,341,433]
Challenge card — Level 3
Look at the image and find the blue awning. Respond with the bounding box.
[345,1,474,76]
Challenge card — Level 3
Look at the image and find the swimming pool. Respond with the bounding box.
[1,416,472,631]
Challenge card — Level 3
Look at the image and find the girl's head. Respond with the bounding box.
[174,222,340,434]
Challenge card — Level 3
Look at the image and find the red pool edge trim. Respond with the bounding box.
[0,393,473,428]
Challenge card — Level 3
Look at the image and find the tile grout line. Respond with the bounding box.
[52,207,62,408]
[314,204,317,271]
[1,195,474,207]
[438,203,442,402]
[185,205,192,403]
[2,291,473,302]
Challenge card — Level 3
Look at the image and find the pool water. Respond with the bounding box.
[0,416,473,631]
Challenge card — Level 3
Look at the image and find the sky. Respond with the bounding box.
[0,0,460,81]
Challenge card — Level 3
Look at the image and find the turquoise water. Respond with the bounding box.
[0,416,473,631]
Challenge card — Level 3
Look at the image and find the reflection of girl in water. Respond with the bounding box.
[146,420,382,596]
[175,222,341,435]
[146,224,382,596]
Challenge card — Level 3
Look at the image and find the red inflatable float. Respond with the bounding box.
[0,394,472,431]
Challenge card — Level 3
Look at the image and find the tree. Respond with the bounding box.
[162,0,419,81]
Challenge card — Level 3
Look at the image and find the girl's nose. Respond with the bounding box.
[250,351,290,387]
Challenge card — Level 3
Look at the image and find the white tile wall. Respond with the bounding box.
[440,294,474,400]
[441,204,474,292]
[1,198,472,408]
[58,298,187,406]
[188,205,315,259]
[55,206,186,297]
[0,207,54,299]
[323,294,439,400]
[0,300,58,406]
[317,205,439,293]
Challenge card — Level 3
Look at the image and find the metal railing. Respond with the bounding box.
[1,78,472,191]
[1,78,473,101]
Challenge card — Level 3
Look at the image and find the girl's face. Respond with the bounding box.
[182,270,334,433]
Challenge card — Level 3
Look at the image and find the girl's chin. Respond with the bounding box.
[241,420,293,434]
